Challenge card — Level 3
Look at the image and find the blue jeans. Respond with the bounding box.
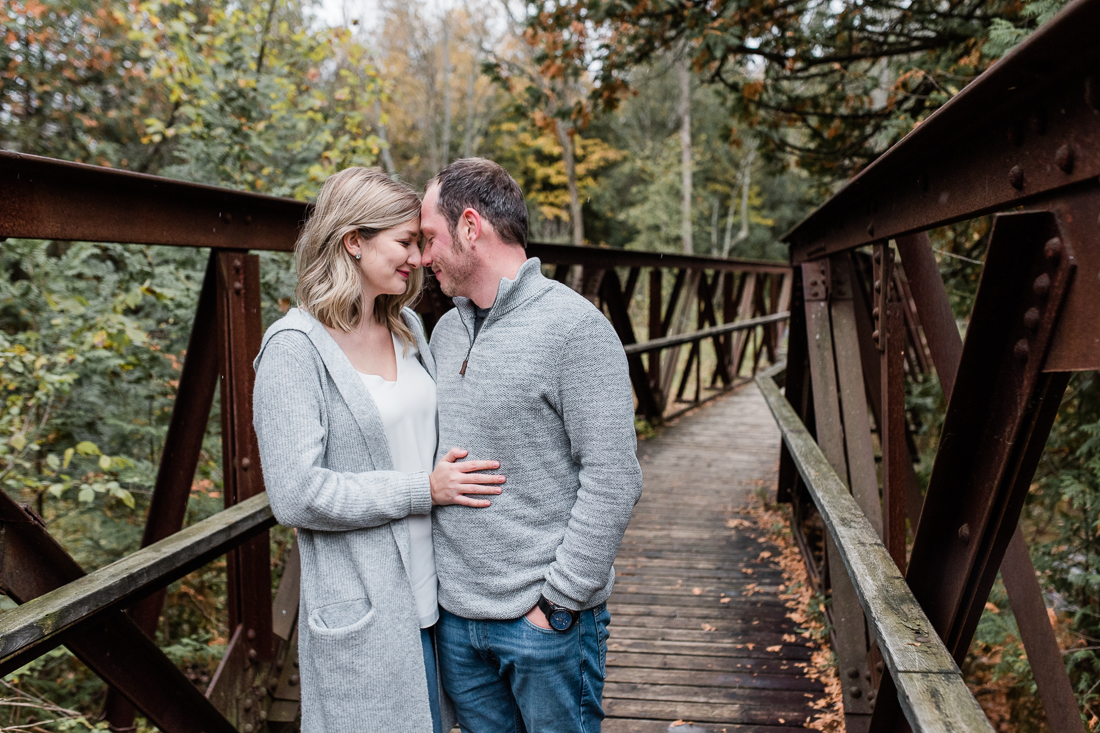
[421,627,443,733]
[437,604,611,733]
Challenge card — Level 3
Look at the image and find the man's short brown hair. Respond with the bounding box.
[429,158,528,248]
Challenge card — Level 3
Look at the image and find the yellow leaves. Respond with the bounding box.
[692,587,704,595]
[984,601,1000,614]
[767,645,783,652]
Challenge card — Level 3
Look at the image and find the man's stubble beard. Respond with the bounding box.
[438,235,478,299]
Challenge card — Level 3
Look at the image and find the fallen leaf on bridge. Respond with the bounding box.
[692,587,703,595]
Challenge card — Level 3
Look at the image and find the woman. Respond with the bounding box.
[252,167,504,732]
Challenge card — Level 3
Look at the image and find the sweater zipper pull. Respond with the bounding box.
[460,359,468,376]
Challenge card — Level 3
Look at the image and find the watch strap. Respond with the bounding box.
[537,596,578,631]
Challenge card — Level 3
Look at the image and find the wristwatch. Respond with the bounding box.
[537,596,579,632]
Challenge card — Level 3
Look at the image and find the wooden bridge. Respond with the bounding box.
[3,0,1100,730]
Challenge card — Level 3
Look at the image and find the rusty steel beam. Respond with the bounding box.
[0,494,238,733]
[785,0,1100,263]
[908,211,1073,657]
[104,253,222,729]
[528,242,789,274]
[600,268,663,421]
[0,151,305,250]
[216,251,274,662]
[896,230,1087,733]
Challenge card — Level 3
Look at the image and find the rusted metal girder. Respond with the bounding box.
[784,0,1100,265]
[0,151,306,250]
[895,230,1086,733]
[801,260,874,727]
[216,251,273,663]
[600,268,663,421]
[528,242,789,274]
[104,252,222,729]
[0,494,238,733]
[871,211,1074,731]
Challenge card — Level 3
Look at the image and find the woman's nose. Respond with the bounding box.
[408,248,423,268]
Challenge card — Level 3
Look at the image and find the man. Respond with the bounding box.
[422,157,643,732]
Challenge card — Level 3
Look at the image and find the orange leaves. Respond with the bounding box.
[742,79,765,101]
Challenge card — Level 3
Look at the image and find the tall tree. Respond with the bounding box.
[678,55,692,254]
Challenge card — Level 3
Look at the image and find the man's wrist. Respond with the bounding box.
[537,596,579,632]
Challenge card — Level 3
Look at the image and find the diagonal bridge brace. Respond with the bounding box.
[0,493,239,733]
[869,210,1076,731]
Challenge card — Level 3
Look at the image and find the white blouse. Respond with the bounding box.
[357,333,439,629]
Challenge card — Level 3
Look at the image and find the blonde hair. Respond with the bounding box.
[295,167,424,349]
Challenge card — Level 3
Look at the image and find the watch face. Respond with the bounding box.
[549,609,573,631]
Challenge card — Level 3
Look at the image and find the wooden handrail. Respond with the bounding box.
[755,368,995,733]
[623,311,789,356]
[0,493,275,675]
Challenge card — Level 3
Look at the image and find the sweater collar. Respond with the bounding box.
[452,257,553,334]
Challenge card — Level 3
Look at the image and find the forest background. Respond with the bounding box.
[1,0,1098,730]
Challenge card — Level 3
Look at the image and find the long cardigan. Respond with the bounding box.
[252,307,455,732]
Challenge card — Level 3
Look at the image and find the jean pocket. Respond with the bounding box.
[594,604,610,675]
[520,615,560,635]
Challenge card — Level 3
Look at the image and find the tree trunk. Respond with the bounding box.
[463,53,479,158]
[374,101,397,177]
[723,140,756,256]
[678,56,693,255]
[556,118,584,246]
[710,195,720,254]
[440,14,453,166]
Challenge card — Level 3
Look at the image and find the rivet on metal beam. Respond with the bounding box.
[1014,339,1030,362]
[240,457,251,470]
[848,668,860,679]
[849,687,863,699]
[233,258,243,270]
[874,279,881,293]
[246,627,256,640]
[1044,237,1063,261]
[1023,307,1041,331]
[1033,273,1051,298]
[233,281,243,293]
[1055,144,1074,174]
[958,523,971,543]
[247,648,258,661]
[1008,165,1025,190]
[223,212,233,224]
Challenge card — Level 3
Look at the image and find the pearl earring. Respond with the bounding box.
[355,252,361,260]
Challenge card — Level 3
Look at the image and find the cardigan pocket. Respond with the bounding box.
[306,597,379,725]
[308,597,375,632]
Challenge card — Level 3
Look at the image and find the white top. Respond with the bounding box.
[357,333,439,628]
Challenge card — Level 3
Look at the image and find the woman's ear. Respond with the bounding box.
[342,230,361,258]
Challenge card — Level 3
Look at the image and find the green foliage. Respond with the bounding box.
[987,0,1073,57]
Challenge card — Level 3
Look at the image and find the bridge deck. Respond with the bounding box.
[604,385,824,732]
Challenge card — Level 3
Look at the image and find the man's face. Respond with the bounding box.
[421,184,477,298]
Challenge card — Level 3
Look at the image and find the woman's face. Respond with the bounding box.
[346,217,422,298]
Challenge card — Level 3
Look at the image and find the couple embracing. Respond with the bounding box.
[252,158,644,733]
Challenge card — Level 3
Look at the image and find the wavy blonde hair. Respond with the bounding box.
[295,167,424,349]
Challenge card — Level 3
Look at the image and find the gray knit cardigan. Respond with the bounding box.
[252,307,455,733]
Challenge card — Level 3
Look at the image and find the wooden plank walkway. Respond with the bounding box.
[604,384,824,733]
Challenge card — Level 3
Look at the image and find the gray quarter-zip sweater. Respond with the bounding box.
[430,257,643,619]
